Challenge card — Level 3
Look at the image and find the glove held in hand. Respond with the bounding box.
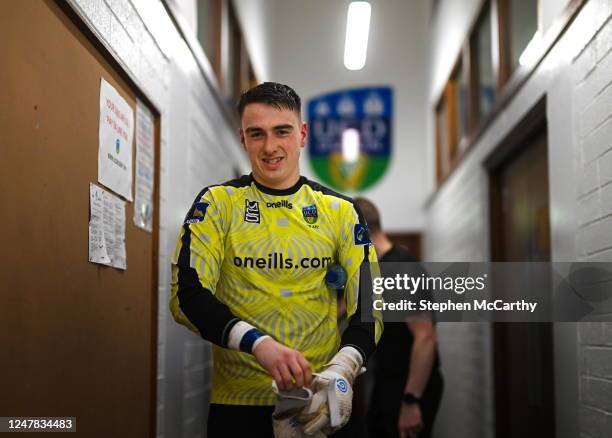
[297,347,364,435]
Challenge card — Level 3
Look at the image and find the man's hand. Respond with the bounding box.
[398,402,423,438]
[253,337,312,391]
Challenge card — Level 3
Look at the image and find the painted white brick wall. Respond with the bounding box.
[432,323,493,438]
[424,152,494,438]
[575,16,612,259]
[579,322,612,438]
[66,1,250,437]
[427,1,612,437]
[572,6,612,436]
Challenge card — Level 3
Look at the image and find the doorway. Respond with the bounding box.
[387,232,422,260]
[488,99,555,438]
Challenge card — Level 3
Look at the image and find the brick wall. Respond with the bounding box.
[573,4,612,435]
[579,323,612,437]
[425,150,494,438]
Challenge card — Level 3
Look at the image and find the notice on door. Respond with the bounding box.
[134,100,154,232]
[89,183,111,265]
[89,183,127,269]
[98,78,134,201]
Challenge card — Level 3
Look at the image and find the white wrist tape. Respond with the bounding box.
[338,346,363,368]
[327,346,364,383]
[227,321,270,352]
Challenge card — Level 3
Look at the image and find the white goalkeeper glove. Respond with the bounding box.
[271,383,325,438]
[296,347,364,435]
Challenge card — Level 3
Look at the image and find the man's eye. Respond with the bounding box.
[249,132,263,139]
[276,130,289,136]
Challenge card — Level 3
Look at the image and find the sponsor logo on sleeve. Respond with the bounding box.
[353,223,371,245]
[185,202,209,224]
[244,199,261,223]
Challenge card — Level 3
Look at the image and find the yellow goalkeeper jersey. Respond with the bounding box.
[170,174,382,405]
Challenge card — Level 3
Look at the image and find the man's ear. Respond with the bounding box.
[300,122,308,148]
[239,129,247,151]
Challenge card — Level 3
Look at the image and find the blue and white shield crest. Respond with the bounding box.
[307,87,392,191]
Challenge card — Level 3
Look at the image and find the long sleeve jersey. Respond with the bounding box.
[170,174,383,405]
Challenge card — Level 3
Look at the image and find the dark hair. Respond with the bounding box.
[354,197,381,233]
[237,82,301,118]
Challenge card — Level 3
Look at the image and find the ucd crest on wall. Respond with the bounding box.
[307,87,392,191]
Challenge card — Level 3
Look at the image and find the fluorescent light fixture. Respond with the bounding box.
[342,128,360,162]
[344,2,371,71]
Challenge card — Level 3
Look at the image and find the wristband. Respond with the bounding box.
[227,321,269,353]
[239,328,265,352]
[402,392,421,405]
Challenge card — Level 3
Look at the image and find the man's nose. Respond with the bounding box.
[262,136,277,154]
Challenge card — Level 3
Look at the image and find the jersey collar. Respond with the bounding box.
[250,174,306,196]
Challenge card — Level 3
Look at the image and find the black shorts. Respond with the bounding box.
[207,404,274,438]
[207,402,362,437]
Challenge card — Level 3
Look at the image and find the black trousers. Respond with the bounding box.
[206,376,443,438]
[367,371,444,438]
[207,403,365,437]
[207,404,274,438]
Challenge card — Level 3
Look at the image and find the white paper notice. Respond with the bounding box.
[88,183,127,269]
[111,194,127,269]
[98,78,134,201]
[89,183,111,265]
[134,100,155,232]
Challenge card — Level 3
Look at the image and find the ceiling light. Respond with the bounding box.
[342,128,360,163]
[344,2,371,71]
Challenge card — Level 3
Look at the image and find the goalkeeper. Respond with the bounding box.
[170,82,383,437]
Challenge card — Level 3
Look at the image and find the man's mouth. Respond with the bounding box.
[262,157,284,164]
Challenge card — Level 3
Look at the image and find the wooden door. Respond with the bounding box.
[0,1,159,436]
[489,123,555,438]
[386,233,422,261]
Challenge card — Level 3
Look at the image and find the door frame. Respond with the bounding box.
[484,95,580,438]
[485,97,558,438]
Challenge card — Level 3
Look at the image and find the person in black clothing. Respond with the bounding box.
[354,198,443,438]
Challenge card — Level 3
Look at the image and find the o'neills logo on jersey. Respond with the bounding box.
[244,199,260,223]
[233,253,333,270]
[266,200,293,209]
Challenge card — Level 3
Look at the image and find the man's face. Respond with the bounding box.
[240,103,307,190]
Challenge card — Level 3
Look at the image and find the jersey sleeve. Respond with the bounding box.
[337,202,383,362]
[170,187,239,346]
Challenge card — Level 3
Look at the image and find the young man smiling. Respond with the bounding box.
[170,82,382,437]
[240,98,305,189]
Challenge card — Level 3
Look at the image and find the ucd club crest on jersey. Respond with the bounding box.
[307,87,392,191]
[302,204,318,224]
